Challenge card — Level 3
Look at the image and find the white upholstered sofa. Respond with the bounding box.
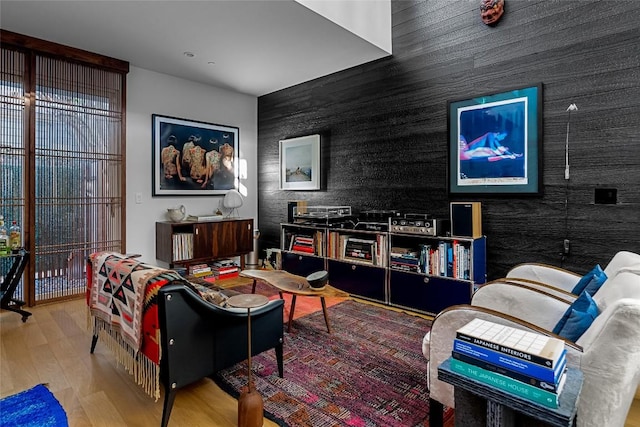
[423,269,640,427]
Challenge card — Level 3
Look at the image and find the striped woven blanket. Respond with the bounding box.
[87,252,184,399]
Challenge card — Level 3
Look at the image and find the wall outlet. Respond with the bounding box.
[135,192,142,204]
[563,239,571,255]
[594,188,617,204]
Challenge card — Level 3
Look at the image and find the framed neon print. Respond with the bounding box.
[447,84,543,196]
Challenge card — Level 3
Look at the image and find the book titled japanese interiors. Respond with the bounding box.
[456,318,565,368]
[453,339,566,384]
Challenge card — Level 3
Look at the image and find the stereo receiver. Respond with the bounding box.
[389,217,450,236]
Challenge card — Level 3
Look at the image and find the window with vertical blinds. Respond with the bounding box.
[1,32,128,304]
[34,56,124,301]
[0,49,26,301]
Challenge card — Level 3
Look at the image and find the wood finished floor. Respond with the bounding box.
[1,276,639,426]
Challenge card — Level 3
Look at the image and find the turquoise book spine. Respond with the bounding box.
[449,358,562,409]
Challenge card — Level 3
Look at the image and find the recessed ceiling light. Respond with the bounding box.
[207,61,215,65]
[183,52,195,58]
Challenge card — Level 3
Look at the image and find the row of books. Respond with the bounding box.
[172,232,194,261]
[327,233,387,266]
[450,318,567,409]
[420,241,471,279]
[389,241,471,279]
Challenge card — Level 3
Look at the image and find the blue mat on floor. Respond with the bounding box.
[0,384,68,426]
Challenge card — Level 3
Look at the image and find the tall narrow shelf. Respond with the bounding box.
[387,233,486,315]
[156,218,254,268]
[325,228,387,303]
[280,223,326,277]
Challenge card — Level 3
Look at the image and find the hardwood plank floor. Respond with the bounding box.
[1,277,639,426]
[0,276,279,427]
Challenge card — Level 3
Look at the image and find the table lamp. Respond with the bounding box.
[223,189,243,217]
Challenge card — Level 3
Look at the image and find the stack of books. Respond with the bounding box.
[186,214,223,221]
[211,259,239,279]
[450,318,567,409]
[188,263,214,280]
[389,247,420,272]
[289,235,315,254]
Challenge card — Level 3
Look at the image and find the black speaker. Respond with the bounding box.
[450,202,482,238]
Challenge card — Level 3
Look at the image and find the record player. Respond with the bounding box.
[293,205,356,227]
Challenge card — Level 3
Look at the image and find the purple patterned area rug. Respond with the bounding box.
[213,300,437,427]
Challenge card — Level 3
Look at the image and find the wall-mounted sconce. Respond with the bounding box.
[564,103,578,180]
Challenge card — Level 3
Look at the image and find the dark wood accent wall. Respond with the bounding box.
[257,0,640,279]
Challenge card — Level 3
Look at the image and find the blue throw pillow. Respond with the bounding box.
[571,264,607,296]
[552,291,599,341]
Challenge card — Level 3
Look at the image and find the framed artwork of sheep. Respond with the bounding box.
[152,114,239,196]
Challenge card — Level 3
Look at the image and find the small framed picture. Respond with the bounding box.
[152,114,239,196]
[279,134,321,191]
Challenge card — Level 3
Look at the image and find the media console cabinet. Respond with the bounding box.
[280,220,486,316]
[155,218,253,269]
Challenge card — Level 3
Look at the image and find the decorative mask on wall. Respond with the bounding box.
[481,0,505,26]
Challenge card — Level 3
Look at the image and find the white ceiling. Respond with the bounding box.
[0,0,391,97]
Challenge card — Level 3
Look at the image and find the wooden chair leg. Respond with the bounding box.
[287,295,296,333]
[320,297,331,333]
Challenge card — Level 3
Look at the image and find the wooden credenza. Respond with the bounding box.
[155,218,254,268]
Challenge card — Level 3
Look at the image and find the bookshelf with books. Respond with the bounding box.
[327,231,387,267]
[387,233,486,315]
[280,222,388,303]
[279,210,486,312]
[326,228,388,303]
[280,223,327,277]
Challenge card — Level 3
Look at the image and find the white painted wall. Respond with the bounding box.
[126,66,257,265]
[296,0,392,54]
